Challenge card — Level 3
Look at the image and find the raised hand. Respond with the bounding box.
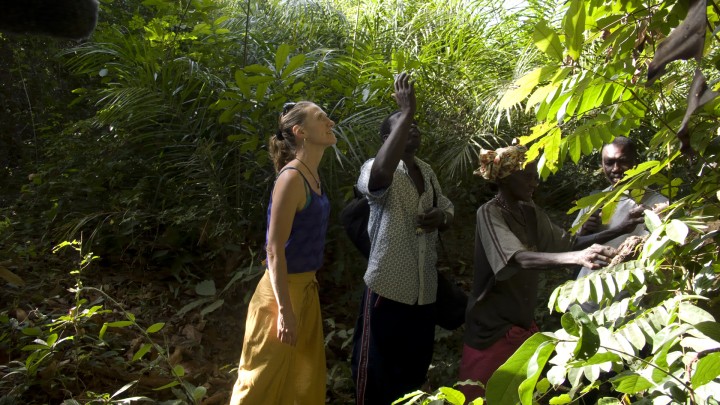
[393,72,416,117]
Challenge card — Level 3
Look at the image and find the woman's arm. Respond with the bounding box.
[265,170,306,346]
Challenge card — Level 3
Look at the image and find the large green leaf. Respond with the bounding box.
[486,333,556,404]
[692,352,720,388]
[574,323,600,360]
[576,351,622,366]
[563,0,586,60]
[534,20,563,62]
[576,82,605,116]
[678,302,714,324]
[665,219,689,244]
[609,372,654,394]
[519,341,556,404]
[564,133,582,164]
[274,44,291,73]
[695,321,720,343]
[561,312,580,337]
[499,66,557,109]
[281,54,306,80]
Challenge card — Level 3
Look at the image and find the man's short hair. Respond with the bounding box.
[603,136,637,160]
[379,110,401,140]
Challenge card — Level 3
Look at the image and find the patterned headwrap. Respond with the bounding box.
[473,143,528,181]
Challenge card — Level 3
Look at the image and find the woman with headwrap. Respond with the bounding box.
[458,143,640,401]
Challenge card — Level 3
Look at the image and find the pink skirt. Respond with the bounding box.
[458,323,538,403]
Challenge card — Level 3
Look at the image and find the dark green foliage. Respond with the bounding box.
[2,0,719,403]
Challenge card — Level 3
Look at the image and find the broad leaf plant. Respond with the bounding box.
[486,0,720,403]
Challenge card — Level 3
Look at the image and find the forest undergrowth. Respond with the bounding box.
[1,180,578,404]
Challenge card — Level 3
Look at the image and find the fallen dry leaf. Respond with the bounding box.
[0,266,25,286]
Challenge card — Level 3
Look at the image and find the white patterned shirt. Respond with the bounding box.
[357,157,454,305]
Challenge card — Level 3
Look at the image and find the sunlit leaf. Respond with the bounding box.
[665,219,689,244]
[519,341,556,404]
[499,66,557,109]
[679,302,714,324]
[534,20,563,61]
[437,386,465,404]
[692,352,720,388]
[146,323,165,334]
[610,372,654,394]
[132,343,153,362]
[393,390,424,403]
[549,394,572,404]
[563,0,586,60]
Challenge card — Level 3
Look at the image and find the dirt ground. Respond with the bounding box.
[1,186,581,404]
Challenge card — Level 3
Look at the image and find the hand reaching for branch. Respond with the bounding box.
[575,244,617,269]
[392,72,416,117]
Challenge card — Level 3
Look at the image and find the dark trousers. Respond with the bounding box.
[351,286,436,405]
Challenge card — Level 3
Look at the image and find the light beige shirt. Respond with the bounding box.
[574,187,668,279]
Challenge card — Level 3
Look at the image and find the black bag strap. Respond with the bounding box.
[429,176,449,260]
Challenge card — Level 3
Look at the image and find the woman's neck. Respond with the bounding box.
[295,149,322,171]
[496,190,521,212]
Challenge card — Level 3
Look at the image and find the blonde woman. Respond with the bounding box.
[230,101,336,404]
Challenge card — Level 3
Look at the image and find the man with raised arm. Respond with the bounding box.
[351,73,454,405]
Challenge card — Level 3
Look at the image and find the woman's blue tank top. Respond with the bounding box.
[266,167,330,273]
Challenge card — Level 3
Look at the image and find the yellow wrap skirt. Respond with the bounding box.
[230,270,326,405]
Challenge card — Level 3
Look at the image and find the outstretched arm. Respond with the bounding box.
[513,244,617,270]
[368,72,416,191]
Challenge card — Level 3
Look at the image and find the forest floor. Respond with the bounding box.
[1,192,579,405]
